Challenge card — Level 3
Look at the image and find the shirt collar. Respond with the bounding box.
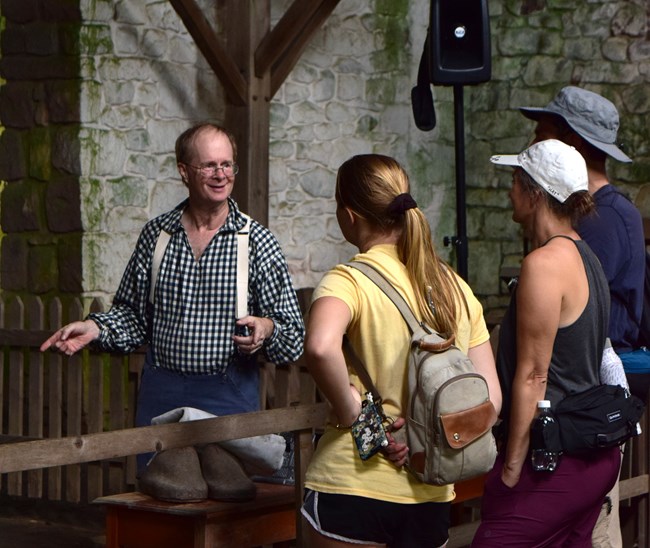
[158,197,248,234]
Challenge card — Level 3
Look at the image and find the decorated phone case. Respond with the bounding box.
[351,394,388,461]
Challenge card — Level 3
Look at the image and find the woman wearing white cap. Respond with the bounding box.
[472,140,621,547]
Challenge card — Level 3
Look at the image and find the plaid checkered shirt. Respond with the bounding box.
[89,198,304,374]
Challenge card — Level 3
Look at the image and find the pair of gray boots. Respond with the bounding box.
[139,444,256,503]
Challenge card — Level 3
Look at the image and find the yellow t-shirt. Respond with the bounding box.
[304,244,489,503]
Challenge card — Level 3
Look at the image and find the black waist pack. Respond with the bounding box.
[552,384,645,454]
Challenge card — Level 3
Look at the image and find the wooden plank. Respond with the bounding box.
[65,352,83,502]
[620,474,650,501]
[26,296,45,498]
[0,403,328,473]
[7,295,25,496]
[0,328,60,347]
[65,299,84,503]
[109,354,127,494]
[86,352,105,501]
[46,298,64,500]
[126,352,143,488]
[169,0,247,105]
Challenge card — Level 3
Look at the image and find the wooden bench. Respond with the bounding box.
[98,485,296,548]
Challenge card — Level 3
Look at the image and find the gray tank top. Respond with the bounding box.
[496,236,610,426]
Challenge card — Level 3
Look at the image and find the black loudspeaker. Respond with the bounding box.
[429,0,491,85]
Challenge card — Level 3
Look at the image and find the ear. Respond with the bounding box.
[178,163,189,186]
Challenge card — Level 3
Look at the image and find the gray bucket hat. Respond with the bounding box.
[520,86,632,163]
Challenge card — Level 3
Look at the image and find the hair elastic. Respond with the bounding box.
[387,193,418,217]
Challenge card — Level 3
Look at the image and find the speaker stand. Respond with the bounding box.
[444,84,469,281]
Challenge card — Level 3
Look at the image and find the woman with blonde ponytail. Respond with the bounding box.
[301,154,501,548]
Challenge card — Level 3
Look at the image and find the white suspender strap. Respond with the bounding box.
[236,215,251,319]
[149,229,171,305]
[148,215,250,315]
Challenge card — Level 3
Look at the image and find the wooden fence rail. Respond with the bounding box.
[0,294,311,504]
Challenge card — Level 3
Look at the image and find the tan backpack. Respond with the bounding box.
[347,261,498,485]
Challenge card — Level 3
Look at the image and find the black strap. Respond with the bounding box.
[411,31,436,132]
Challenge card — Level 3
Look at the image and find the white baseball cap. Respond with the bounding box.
[490,139,588,203]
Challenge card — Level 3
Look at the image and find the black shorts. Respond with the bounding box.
[301,489,450,547]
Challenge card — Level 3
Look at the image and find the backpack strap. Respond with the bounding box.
[347,261,455,353]
[347,261,423,334]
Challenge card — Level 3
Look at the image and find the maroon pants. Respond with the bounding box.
[472,447,621,547]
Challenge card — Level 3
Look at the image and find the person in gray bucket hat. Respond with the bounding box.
[520,85,632,163]
[519,86,647,548]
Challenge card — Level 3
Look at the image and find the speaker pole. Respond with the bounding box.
[453,84,468,281]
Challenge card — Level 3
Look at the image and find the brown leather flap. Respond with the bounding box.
[440,400,498,449]
[417,333,455,353]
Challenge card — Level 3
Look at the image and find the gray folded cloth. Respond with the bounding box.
[151,407,286,475]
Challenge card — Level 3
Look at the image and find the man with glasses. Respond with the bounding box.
[41,123,305,499]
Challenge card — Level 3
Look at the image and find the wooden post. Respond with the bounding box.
[222,0,271,226]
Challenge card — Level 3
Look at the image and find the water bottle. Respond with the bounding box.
[530,400,559,472]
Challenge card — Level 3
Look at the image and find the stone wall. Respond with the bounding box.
[1,0,649,319]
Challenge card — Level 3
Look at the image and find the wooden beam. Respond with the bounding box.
[269,0,341,97]
[223,1,271,225]
[169,0,248,106]
[0,403,328,473]
[620,474,650,501]
[255,0,329,77]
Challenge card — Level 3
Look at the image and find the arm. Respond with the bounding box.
[249,236,305,365]
[502,252,560,487]
[305,296,361,428]
[41,227,155,355]
[87,225,161,353]
[469,340,502,415]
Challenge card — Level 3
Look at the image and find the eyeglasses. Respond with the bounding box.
[185,161,239,177]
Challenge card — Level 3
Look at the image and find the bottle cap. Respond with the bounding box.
[537,400,551,409]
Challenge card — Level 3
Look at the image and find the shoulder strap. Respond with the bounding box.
[342,261,420,402]
[149,229,171,304]
[347,261,456,353]
[346,261,422,334]
[236,214,251,319]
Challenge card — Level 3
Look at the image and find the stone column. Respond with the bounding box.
[0,0,83,297]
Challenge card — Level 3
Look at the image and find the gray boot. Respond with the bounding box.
[139,446,208,503]
[199,443,257,502]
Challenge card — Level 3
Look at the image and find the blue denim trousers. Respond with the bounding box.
[134,349,260,473]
